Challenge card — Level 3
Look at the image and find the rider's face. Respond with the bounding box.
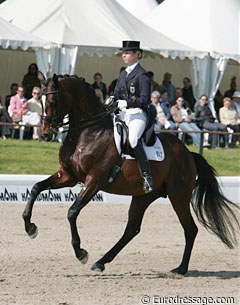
[122,51,138,66]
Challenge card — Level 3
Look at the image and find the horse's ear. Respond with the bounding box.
[53,74,59,87]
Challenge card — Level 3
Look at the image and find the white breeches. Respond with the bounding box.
[120,109,147,148]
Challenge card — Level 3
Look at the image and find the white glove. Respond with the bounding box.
[117,99,127,110]
[104,96,115,108]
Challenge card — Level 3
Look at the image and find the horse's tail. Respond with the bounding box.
[191,152,239,249]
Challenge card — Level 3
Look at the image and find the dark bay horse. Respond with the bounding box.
[22,74,239,275]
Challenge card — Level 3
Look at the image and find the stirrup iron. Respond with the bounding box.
[143,174,153,193]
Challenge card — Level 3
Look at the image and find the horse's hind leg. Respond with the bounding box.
[168,191,198,275]
[22,169,76,238]
[91,194,154,272]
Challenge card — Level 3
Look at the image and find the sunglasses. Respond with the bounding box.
[33,92,40,95]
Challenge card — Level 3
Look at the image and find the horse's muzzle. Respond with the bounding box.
[40,133,54,142]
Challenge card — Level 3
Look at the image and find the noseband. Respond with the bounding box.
[44,90,58,96]
[41,78,118,135]
[41,88,64,132]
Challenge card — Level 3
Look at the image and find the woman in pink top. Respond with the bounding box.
[9,86,28,122]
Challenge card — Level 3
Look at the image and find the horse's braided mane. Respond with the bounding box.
[44,74,105,112]
[59,74,92,89]
[58,74,106,111]
[45,74,93,91]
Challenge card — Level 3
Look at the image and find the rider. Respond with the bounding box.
[113,40,153,193]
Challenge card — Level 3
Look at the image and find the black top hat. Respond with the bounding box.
[120,41,143,52]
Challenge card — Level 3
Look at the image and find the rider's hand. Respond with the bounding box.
[104,96,115,108]
[117,100,127,110]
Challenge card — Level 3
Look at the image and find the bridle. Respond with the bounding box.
[41,85,65,133]
[41,79,119,134]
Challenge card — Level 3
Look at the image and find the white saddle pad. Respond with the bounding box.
[123,137,165,161]
[114,130,164,162]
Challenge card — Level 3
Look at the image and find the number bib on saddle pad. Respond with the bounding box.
[113,119,165,161]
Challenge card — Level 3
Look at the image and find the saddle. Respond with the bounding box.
[115,118,134,158]
[114,116,156,158]
[108,115,164,184]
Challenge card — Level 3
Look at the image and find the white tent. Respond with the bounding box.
[0,0,202,76]
[144,0,240,117]
[116,0,158,18]
[0,16,53,50]
[145,0,240,62]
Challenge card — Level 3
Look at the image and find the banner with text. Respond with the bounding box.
[0,175,239,204]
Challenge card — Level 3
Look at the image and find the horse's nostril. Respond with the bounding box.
[40,134,48,142]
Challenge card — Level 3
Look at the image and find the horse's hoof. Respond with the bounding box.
[91,262,105,272]
[170,267,187,276]
[78,249,89,264]
[28,223,38,239]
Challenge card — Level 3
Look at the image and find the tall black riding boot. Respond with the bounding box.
[133,140,153,193]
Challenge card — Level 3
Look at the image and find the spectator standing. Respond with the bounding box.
[232,91,240,118]
[174,87,183,100]
[182,77,196,111]
[108,67,125,96]
[22,63,41,99]
[171,97,201,148]
[224,77,237,98]
[148,71,161,93]
[91,72,107,100]
[159,89,176,131]
[194,95,229,148]
[214,89,223,120]
[4,83,18,110]
[159,72,175,105]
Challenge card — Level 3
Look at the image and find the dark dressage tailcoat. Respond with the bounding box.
[113,63,151,113]
[113,63,156,145]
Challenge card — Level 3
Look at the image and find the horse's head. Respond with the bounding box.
[38,71,109,141]
[39,73,69,141]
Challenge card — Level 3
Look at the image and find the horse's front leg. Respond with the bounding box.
[67,177,100,264]
[22,169,77,238]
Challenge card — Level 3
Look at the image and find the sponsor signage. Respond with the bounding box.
[0,186,105,204]
[0,175,106,204]
[0,175,239,204]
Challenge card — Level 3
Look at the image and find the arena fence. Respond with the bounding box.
[0,122,240,155]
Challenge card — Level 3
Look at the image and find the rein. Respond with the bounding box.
[42,79,117,133]
[41,89,59,127]
[44,90,58,96]
[73,100,118,129]
[76,111,112,130]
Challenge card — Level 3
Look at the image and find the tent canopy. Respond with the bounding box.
[116,0,158,18]
[145,0,240,62]
[0,0,202,58]
[0,15,54,50]
[143,0,240,114]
